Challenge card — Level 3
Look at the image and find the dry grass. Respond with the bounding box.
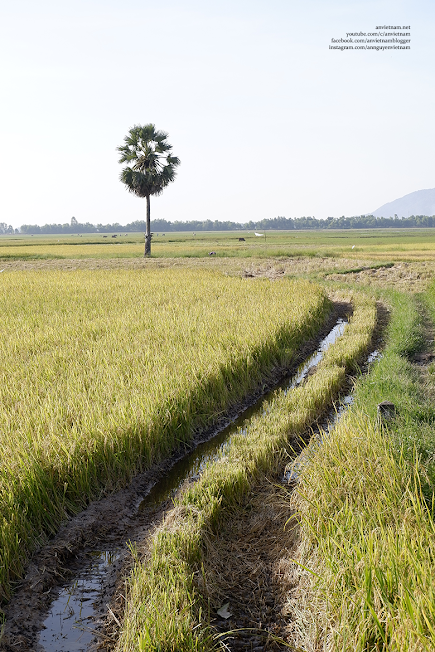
[2,255,435,294]
[327,261,434,292]
[200,477,299,651]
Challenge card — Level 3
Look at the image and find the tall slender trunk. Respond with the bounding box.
[144,195,151,257]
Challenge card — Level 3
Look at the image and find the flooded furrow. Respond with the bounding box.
[211,345,384,652]
[39,551,119,652]
[138,318,348,510]
[283,347,382,484]
[34,318,349,651]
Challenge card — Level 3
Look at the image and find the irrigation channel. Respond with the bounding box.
[2,309,381,652]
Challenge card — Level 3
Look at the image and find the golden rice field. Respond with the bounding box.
[115,293,377,651]
[0,268,328,601]
[3,232,435,651]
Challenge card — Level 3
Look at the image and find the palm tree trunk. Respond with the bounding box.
[144,195,151,256]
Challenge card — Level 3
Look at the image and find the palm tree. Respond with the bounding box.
[117,124,180,256]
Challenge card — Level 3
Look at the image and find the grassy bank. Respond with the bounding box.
[115,292,377,652]
[291,289,435,651]
[0,269,329,603]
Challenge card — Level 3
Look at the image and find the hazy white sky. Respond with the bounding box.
[1,0,433,228]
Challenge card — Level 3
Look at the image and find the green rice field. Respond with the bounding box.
[3,228,435,261]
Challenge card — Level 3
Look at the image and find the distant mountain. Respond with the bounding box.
[371,188,435,217]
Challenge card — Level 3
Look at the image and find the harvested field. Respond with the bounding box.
[0,254,371,273]
[2,250,435,294]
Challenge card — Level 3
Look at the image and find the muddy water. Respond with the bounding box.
[37,318,349,651]
[39,551,119,651]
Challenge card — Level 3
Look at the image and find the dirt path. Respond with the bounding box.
[2,255,433,289]
[201,476,299,651]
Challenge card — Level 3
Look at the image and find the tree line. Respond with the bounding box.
[0,223,19,235]
[15,213,435,235]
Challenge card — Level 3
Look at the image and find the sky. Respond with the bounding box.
[1,0,434,228]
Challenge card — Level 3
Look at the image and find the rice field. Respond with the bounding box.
[115,292,377,651]
[0,268,329,603]
[290,288,435,652]
[3,228,435,261]
[2,229,435,651]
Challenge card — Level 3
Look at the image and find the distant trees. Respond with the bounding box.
[0,223,15,235]
[117,124,180,256]
[18,214,435,235]
[20,221,97,234]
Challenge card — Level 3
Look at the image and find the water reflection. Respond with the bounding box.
[39,550,119,652]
